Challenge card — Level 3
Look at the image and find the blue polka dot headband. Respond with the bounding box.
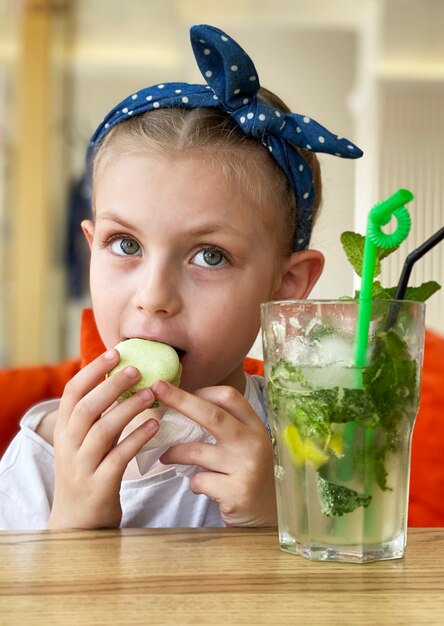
[88,24,363,251]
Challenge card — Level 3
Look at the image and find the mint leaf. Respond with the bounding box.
[269,358,309,389]
[341,229,440,301]
[340,232,364,277]
[340,232,399,278]
[295,388,338,439]
[355,280,440,302]
[363,329,418,430]
[267,361,341,439]
[317,475,372,517]
[334,388,380,428]
[354,280,394,300]
[379,281,440,303]
[267,362,337,440]
[371,280,394,299]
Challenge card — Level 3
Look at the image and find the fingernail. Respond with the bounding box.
[104,349,116,360]
[124,365,139,379]
[139,388,154,402]
[153,380,168,394]
[145,418,159,432]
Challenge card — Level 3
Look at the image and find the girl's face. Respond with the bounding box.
[83,151,321,393]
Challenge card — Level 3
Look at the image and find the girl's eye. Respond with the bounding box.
[110,237,141,256]
[192,247,227,268]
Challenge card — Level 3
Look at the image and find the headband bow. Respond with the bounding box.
[89,24,363,250]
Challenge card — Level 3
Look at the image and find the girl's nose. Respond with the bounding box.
[132,262,182,317]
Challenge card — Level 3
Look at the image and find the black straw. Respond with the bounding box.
[385,225,444,331]
[395,226,444,300]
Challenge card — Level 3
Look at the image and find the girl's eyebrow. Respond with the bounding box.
[98,210,250,239]
[96,211,138,232]
[185,222,248,238]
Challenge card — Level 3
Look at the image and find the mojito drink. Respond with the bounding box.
[262,301,425,563]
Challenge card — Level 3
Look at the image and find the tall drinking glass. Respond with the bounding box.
[261,300,425,563]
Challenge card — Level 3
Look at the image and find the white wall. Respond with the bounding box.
[353,0,444,334]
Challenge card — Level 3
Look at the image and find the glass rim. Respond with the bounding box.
[260,298,426,309]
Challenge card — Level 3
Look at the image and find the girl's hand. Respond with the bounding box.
[153,380,277,527]
[48,349,159,530]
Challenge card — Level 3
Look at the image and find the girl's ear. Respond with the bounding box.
[81,220,95,250]
[272,249,324,301]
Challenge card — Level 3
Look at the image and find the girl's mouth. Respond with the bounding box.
[124,336,186,363]
[173,347,186,363]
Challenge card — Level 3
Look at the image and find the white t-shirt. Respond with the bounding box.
[0,375,268,530]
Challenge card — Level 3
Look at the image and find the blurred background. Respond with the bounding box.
[0,0,443,367]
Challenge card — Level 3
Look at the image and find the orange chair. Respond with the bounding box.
[409,328,444,526]
[1,308,443,526]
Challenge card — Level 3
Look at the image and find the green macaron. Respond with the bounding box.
[108,338,182,403]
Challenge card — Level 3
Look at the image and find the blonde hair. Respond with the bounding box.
[92,87,322,255]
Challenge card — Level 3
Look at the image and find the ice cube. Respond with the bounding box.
[283,333,354,369]
[288,316,302,330]
[270,320,286,345]
[305,316,324,338]
[283,335,313,364]
[301,363,356,389]
[315,334,354,366]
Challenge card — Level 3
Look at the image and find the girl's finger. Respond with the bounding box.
[194,385,268,432]
[79,388,156,470]
[188,470,228,505]
[160,441,230,474]
[58,349,120,428]
[100,418,160,478]
[63,365,142,447]
[151,381,241,443]
[152,381,264,442]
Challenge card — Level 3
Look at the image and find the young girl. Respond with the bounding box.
[0,24,362,530]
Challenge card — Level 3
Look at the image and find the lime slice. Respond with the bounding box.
[328,431,343,457]
[303,438,329,468]
[283,424,305,466]
[283,424,328,468]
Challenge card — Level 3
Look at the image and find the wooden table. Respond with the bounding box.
[0,527,443,625]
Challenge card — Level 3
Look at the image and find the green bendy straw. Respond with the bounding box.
[340,189,414,485]
[354,188,414,373]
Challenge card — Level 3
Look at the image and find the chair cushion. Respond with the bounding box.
[409,328,444,526]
